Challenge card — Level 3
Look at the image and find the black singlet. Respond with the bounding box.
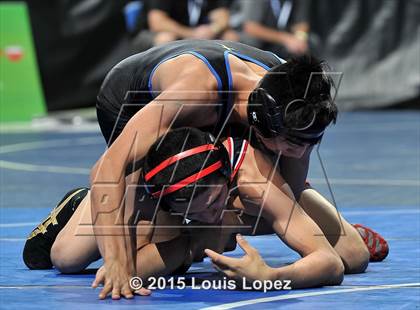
[96,40,285,144]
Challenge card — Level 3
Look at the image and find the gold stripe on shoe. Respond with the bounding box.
[27,188,86,240]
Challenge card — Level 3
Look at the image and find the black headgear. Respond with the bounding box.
[247,88,326,145]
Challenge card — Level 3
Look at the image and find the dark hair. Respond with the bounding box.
[142,128,227,206]
[260,55,338,132]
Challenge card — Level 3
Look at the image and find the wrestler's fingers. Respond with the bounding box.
[92,269,105,288]
[135,287,152,296]
[205,249,240,268]
[99,281,112,299]
[111,286,122,300]
[236,234,258,257]
[121,285,134,299]
[212,263,237,278]
[92,278,100,289]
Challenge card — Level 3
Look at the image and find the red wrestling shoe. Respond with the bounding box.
[353,224,389,262]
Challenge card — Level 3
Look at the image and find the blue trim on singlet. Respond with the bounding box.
[228,51,272,71]
[223,50,284,91]
[189,51,223,93]
[220,51,234,132]
[224,51,234,93]
[148,51,223,98]
[221,50,283,122]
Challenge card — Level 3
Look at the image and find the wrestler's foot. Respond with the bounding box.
[22,188,89,269]
[353,224,389,262]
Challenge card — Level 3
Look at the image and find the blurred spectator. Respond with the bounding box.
[133,0,238,50]
[238,0,310,57]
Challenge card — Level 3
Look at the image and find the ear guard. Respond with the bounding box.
[143,133,231,198]
[247,88,325,145]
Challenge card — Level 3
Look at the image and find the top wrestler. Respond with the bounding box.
[91,39,338,299]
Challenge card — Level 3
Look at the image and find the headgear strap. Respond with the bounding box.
[151,161,223,198]
[145,143,228,198]
[144,144,219,182]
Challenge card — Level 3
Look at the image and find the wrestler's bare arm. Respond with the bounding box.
[90,60,219,299]
[207,147,344,288]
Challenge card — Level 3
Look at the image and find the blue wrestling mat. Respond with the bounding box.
[1,111,419,309]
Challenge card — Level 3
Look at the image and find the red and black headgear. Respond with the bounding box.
[143,131,231,199]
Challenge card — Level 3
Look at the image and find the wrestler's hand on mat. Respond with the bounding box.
[205,234,275,282]
[92,264,151,299]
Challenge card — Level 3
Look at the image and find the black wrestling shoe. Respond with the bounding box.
[22,188,89,269]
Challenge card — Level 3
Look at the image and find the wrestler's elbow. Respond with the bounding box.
[90,160,100,184]
[89,160,104,212]
[90,156,106,185]
[90,151,121,184]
